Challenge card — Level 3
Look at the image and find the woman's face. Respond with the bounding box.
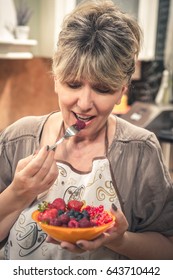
[54,78,127,138]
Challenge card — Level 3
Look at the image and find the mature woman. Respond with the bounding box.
[0,0,173,260]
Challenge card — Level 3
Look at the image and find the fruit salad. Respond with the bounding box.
[36,198,113,228]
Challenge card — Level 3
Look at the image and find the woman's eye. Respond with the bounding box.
[94,87,112,94]
[67,83,81,89]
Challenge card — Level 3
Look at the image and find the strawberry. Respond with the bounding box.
[67,200,84,211]
[40,208,58,223]
[50,198,66,211]
[37,211,44,221]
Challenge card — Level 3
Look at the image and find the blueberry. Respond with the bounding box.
[82,210,90,218]
[67,209,75,217]
[73,211,80,218]
[58,209,64,216]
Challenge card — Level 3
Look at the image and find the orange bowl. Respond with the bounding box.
[32,210,115,243]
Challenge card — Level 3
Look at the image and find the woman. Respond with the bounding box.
[0,0,173,260]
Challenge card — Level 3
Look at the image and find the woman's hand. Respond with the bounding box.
[46,204,128,254]
[10,146,58,208]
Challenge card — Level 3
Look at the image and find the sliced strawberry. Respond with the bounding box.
[50,198,66,211]
[67,200,84,211]
[41,208,58,223]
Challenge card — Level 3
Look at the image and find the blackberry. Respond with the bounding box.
[59,213,70,224]
[49,218,62,226]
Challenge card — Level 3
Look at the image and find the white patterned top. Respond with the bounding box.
[4,157,122,260]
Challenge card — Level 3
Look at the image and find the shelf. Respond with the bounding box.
[0,39,37,59]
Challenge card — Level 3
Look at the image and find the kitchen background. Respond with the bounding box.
[0,0,172,178]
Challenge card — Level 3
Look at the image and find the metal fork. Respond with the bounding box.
[49,124,80,151]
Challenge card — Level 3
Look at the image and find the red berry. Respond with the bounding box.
[67,200,84,211]
[59,213,70,225]
[37,211,44,221]
[49,218,62,226]
[79,217,91,228]
[75,120,86,130]
[41,208,58,223]
[68,219,79,228]
[50,198,66,211]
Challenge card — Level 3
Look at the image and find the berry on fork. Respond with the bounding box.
[75,119,86,130]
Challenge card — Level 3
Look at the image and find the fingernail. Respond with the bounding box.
[76,242,84,249]
[112,203,117,211]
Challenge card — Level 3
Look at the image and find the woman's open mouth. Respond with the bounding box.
[73,112,95,124]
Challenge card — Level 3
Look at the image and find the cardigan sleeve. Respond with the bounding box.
[0,115,46,192]
[0,137,12,192]
[132,133,173,236]
[108,118,173,237]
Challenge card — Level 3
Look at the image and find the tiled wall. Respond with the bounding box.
[0,58,59,131]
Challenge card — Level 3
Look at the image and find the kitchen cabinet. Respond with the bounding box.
[1,0,161,60]
[113,0,159,61]
[36,0,159,60]
[0,39,37,59]
[76,0,159,61]
[36,0,76,58]
[0,0,37,59]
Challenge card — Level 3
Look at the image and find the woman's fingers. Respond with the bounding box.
[13,146,58,199]
[16,154,34,172]
[18,146,58,183]
[75,206,129,251]
[31,149,58,182]
[24,146,51,177]
[110,204,129,234]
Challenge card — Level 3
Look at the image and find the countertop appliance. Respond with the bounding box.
[121,101,173,141]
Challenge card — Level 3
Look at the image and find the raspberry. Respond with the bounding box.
[68,219,79,228]
[75,120,86,130]
[79,217,91,228]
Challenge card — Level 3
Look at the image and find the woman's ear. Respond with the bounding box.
[116,85,128,105]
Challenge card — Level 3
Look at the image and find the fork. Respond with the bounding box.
[49,123,82,151]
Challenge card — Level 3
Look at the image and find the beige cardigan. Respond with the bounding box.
[0,113,173,258]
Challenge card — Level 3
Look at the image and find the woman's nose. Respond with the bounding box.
[77,86,93,111]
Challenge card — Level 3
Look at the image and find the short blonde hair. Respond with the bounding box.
[52,0,142,91]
